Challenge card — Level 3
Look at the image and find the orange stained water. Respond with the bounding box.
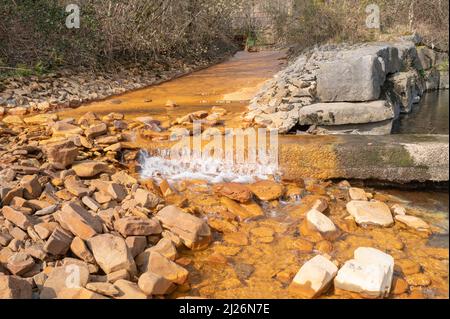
[57,50,288,127]
[169,182,449,299]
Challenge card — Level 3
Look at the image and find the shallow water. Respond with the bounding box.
[393,90,449,134]
[168,180,449,299]
[58,50,288,128]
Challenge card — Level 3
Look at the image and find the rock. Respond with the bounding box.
[57,202,103,240]
[44,227,74,255]
[40,259,90,299]
[23,114,57,125]
[439,70,449,89]
[306,209,337,234]
[156,205,211,250]
[289,255,338,298]
[72,161,111,178]
[87,234,137,275]
[220,197,264,219]
[6,252,35,276]
[82,196,101,212]
[25,243,46,260]
[45,141,79,169]
[1,206,32,230]
[77,112,99,126]
[64,176,90,197]
[2,187,24,206]
[348,188,368,201]
[396,259,421,275]
[136,238,178,272]
[391,277,409,295]
[316,52,385,102]
[0,232,12,246]
[405,273,431,287]
[20,175,42,199]
[2,115,24,124]
[138,271,174,296]
[159,180,173,197]
[125,236,147,258]
[106,269,130,283]
[114,216,162,237]
[111,171,137,186]
[114,279,147,299]
[85,282,119,297]
[232,263,255,280]
[213,183,253,203]
[346,200,394,227]
[57,287,109,299]
[391,204,407,216]
[134,188,161,209]
[70,236,95,263]
[334,247,394,298]
[0,275,32,299]
[146,251,188,284]
[85,123,107,139]
[298,101,396,126]
[385,71,419,113]
[248,180,284,201]
[51,121,83,137]
[107,183,127,201]
[395,215,431,233]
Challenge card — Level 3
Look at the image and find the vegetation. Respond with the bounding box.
[0,0,244,73]
[263,0,449,52]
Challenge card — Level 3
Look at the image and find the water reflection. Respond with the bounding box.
[393,90,449,134]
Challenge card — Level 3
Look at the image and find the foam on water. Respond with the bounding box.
[138,149,280,184]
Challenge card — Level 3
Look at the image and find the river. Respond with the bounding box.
[53,50,449,299]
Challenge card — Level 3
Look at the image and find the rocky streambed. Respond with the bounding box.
[0,46,448,300]
[0,111,448,299]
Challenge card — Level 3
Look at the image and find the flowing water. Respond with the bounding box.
[55,50,449,299]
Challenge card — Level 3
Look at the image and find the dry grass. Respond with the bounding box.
[264,0,449,52]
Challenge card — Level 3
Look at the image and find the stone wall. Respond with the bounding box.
[244,36,449,134]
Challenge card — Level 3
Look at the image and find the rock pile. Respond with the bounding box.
[245,37,449,134]
[0,111,213,299]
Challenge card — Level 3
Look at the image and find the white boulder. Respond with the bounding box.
[334,247,394,298]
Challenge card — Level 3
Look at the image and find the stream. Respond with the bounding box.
[55,50,449,299]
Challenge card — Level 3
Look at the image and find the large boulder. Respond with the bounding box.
[289,255,338,298]
[156,205,211,250]
[298,100,396,126]
[334,247,394,298]
[317,54,385,102]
